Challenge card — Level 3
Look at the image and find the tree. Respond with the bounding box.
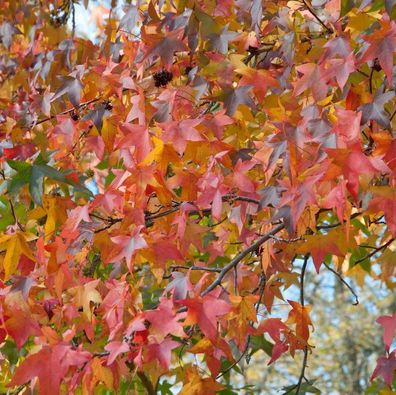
[0,0,395,393]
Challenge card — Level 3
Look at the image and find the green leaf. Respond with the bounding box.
[282,380,321,394]
[249,334,274,357]
[29,165,44,206]
[349,247,371,272]
[340,0,355,16]
[33,164,67,183]
[1,339,22,365]
[7,159,30,172]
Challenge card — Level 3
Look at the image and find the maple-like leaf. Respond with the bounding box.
[52,76,83,107]
[110,228,147,270]
[105,341,130,365]
[4,307,40,349]
[8,344,91,395]
[296,233,345,273]
[61,205,91,237]
[146,338,179,370]
[287,300,313,342]
[68,280,102,321]
[165,271,192,300]
[326,144,386,200]
[223,85,256,116]
[91,357,114,389]
[360,16,396,83]
[369,187,396,236]
[0,22,20,49]
[333,109,361,148]
[293,63,328,101]
[207,24,238,54]
[144,298,186,342]
[180,294,231,341]
[0,232,35,280]
[377,313,396,351]
[143,29,188,66]
[119,4,139,33]
[323,53,356,89]
[179,367,224,395]
[371,351,396,385]
[360,91,395,129]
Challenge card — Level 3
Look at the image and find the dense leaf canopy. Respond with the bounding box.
[0,0,395,393]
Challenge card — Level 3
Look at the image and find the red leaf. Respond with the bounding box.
[5,308,40,349]
[144,298,186,342]
[146,338,179,370]
[8,344,91,395]
[180,294,231,341]
[371,351,396,386]
[377,313,396,351]
[360,15,396,83]
[104,341,130,365]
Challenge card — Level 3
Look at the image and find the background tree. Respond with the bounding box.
[0,0,395,394]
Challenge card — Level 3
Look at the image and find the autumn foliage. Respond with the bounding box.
[0,0,395,393]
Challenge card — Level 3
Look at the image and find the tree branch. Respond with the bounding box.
[323,263,359,305]
[137,371,156,395]
[301,0,333,33]
[93,194,261,233]
[353,238,395,266]
[296,254,309,395]
[169,265,222,273]
[201,223,285,297]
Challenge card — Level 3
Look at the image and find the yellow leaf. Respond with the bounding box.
[179,367,223,395]
[2,235,21,281]
[0,232,35,280]
[229,294,258,323]
[142,136,164,164]
[42,195,69,241]
[92,357,113,389]
[101,117,117,152]
[68,280,102,321]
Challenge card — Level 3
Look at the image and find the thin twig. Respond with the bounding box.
[316,212,361,230]
[0,170,24,231]
[357,69,370,78]
[323,263,359,305]
[223,194,260,205]
[137,372,156,395]
[201,223,285,297]
[390,108,396,121]
[9,197,24,231]
[169,265,222,273]
[353,238,395,266]
[70,0,76,38]
[34,97,100,126]
[93,194,261,233]
[295,254,309,395]
[369,66,374,94]
[301,0,333,33]
[269,235,304,243]
[7,384,27,395]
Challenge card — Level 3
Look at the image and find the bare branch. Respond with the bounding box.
[201,223,285,297]
[169,265,222,273]
[301,0,333,33]
[323,263,359,305]
[296,254,309,395]
[353,238,395,266]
